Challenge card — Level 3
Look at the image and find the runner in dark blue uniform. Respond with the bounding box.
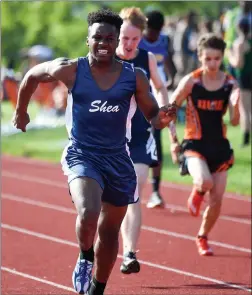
[139,10,177,209]
[12,9,176,295]
[116,7,169,274]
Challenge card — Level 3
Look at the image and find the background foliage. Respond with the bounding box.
[1,1,235,67]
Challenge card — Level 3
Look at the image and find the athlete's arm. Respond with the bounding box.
[16,58,77,112]
[148,51,179,159]
[164,36,177,89]
[135,68,176,129]
[167,74,194,162]
[148,52,169,107]
[168,74,193,142]
[13,58,77,132]
[229,82,240,126]
[169,74,193,107]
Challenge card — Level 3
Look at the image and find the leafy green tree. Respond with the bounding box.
[1,1,235,68]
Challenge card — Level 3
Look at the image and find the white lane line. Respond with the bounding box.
[2,157,250,201]
[2,173,250,225]
[1,267,76,293]
[137,259,252,293]
[158,180,251,201]
[141,225,251,253]
[2,223,251,293]
[144,201,251,225]
[3,194,76,214]
[2,155,60,167]
[2,194,251,253]
[2,171,67,188]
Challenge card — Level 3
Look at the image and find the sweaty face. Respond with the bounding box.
[118,21,142,59]
[199,48,223,73]
[87,22,119,63]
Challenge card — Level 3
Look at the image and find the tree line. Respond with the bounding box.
[2,1,235,68]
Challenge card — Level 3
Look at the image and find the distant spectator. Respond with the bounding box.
[139,9,177,209]
[173,11,199,76]
[222,1,252,76]
[227,17,252,146]
[19,45,67,117]
[200,19,213,34]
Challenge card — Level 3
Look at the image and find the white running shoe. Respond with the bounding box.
[72,256,93,294]
[146,192,164,208]
[120,251,140,274]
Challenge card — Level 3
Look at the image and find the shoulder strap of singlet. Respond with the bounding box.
[190,68,203,85]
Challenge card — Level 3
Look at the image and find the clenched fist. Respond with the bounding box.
[152,103,177,129]
[12,110,30,132]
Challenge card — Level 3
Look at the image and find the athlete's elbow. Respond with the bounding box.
[27,73,39,83]
[18,73,40,96]
[23,69,40,84]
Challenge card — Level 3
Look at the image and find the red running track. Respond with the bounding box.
[1,155,251,295]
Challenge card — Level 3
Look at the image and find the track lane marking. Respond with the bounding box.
[2,224,251,293]
[2,194,251,253]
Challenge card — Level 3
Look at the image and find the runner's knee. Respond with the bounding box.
[187,157,213,192]
[70,176,102,214]
[209,191,223,208]
[134,164,149,196]
[209,197,222,209]
[98,204,127,242]
[78,208,100,225]
[194,176,214,192]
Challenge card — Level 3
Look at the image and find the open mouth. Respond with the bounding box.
[97,49,108,55]
[125,48,133,53]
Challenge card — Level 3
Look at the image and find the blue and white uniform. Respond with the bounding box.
[139,35,169,83]
[116,48,157,167]
[139,36,170,162]
[61,57,138,206]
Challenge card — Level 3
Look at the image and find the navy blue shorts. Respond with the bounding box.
[61,144,138,207]
[128,131,158,167]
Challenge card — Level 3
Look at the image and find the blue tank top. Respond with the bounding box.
[139,34,169,82]
[116,49,152,145]
[66,57,137,153]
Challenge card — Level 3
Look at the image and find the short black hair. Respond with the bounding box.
[146,10,164,31]
[87,9,123,34]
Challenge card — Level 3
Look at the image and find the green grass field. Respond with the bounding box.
[1,101,251,195]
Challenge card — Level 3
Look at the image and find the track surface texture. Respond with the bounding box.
[2,155,251,295]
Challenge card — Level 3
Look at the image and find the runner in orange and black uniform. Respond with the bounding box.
[169,33,240,256]
[181,68,235,173]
